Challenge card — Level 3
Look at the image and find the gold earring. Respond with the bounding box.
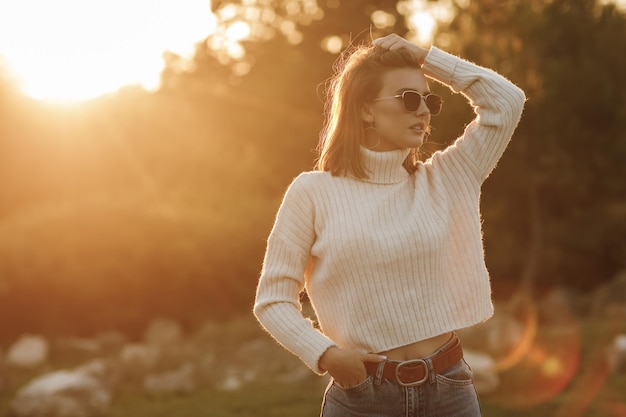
[363,121,381,149]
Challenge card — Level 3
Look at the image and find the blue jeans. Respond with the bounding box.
[320,341,481,417]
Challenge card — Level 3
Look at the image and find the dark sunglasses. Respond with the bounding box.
[370,90,443,115]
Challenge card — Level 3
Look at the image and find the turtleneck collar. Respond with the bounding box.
[358,146,411,184]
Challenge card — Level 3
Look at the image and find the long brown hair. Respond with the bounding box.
[315,43,423,178]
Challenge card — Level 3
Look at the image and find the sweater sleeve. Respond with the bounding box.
[421,47,526,182]
[253,173,337,374]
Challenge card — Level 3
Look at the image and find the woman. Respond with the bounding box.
[254,33,525,416]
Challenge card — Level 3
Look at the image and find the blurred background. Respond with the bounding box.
[0,0,625,416]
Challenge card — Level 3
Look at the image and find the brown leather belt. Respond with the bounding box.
[364,334,463,387]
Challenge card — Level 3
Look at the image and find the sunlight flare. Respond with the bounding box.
[409,12,437,45]
[0,0,221,101]
[399,0,456,45]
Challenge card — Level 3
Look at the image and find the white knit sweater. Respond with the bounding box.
[254,47,525,374]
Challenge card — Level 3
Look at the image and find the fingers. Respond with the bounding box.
[332,365,367,388]
[373,33,407,50]
[334,353,387,388]
[322,348,389,388]
[373,33,429,65]
[362,353,387,363]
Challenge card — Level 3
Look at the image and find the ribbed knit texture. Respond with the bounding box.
[254,47,526,374]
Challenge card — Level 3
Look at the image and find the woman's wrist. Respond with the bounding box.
[415,45,430,66]
[319,346,339,372]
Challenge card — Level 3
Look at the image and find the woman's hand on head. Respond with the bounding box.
[319,346,386,388]
[373,34,429,65]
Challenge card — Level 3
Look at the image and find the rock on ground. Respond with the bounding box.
[11,360,111,417]
[6,334,49,369]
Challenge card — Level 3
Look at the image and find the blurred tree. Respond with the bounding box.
[436,0,626,291]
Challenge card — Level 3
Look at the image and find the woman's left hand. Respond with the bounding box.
[373,34,429,65]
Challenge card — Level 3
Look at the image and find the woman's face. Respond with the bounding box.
[361,67,431,151]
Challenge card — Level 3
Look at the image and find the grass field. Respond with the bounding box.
[107,368,626,417]
[105,364,626,417]
[1,315,624,417]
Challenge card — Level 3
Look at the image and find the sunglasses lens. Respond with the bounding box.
[402,92,421,111]
[402,92,443,115]
[426,94,443,115]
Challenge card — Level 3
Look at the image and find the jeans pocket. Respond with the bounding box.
[323,376,393,417]
[436,358,474,387]
[332,375,374,393]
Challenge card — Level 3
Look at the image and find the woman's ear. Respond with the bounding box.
[361,104,375,123]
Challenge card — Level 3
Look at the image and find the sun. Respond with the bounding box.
[0,0,221,101]
[409,11,437,45]
[399,0,457,45]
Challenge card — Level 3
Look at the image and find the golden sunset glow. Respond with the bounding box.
[398,0,456,45]
[0,0,220,101]
[1,1,626,415]
[0,0,458,102]
[601,0,626,10]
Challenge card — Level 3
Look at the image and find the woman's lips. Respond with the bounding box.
[410,122,426,133]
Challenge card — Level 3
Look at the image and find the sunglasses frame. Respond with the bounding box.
[370,90,443,115]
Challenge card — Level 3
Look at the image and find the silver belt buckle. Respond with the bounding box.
[395,359,429,387]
